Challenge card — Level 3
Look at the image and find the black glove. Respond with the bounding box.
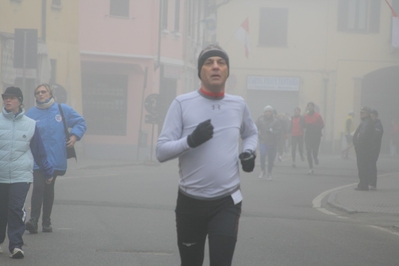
[239,150,256,172]
[187,119,214,148]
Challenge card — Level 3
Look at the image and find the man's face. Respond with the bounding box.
[360,111,368,119]
[264,111,272,118]
[294,109,300,116]
[307,104,314,112]
[370,113,377,121]
[3,95,20,114]
[200,56,228,92]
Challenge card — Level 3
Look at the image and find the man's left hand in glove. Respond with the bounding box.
[239,150,256,172]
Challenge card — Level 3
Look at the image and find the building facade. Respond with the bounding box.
[80,0,211,160]
[215,0,399,153]
[0,0,82,112]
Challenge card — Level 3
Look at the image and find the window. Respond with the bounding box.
[51,0,62,9]
[393,0,399,13]
[174,0,180,32]
[110,0,129,17]
[259,8,288,47]
[162,0,169,30]
[82,73,128,135]
[337,0,380,33]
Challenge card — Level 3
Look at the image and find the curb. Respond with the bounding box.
[327,191,358,214]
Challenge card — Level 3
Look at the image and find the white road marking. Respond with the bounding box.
[312,183,356,218]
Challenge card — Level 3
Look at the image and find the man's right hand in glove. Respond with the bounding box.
[187,119,214,148]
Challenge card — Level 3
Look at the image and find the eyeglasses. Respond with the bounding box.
[35,90,48,95]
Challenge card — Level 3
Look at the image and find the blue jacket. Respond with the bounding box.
[26,103,87,172]
[0,108,53,183]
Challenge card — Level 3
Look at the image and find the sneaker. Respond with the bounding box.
[314,158,319,165]
[25,219,38,234]
[258,171,265,179]
[42,225,53,233]
[10,248,24,259]
[369,186,377,190]
[308,169,314,175]
[267,173,273,181]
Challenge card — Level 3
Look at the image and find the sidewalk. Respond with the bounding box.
[325,155,399,229]
[327,173,399,215]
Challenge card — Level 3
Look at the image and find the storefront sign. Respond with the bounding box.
[247,76,300,91]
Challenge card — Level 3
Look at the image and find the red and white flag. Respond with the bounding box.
[234,17,251,58]
[385,0,399,48]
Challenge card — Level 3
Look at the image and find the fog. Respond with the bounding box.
[3,2,399,265]
[2,0,399,160]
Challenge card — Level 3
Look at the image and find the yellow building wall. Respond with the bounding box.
[216,0,399,148]
[0,0,82,113]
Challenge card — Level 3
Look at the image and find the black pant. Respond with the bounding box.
[291,135,304,162]
[305,136,321,168]
[30,170,57,226]
[369,154,379,188]
[355,149,373,189]
[0,182,30,252]
[175,191,241,266]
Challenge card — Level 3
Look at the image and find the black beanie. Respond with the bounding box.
[2,86,23,103]
[197,44,229,79]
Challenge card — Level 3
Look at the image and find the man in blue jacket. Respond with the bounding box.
[0,87,53,259]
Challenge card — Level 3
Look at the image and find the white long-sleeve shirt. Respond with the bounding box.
[156,90,258,200]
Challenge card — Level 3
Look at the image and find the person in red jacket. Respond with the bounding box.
[303,102,324,175]
[290,107,305,168]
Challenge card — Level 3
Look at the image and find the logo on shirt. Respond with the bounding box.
[55,114,62,122]
[212,104,221,110]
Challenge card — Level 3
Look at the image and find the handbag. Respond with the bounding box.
[58,104,77,161]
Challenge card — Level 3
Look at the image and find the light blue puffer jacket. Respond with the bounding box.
[0,108,35,183]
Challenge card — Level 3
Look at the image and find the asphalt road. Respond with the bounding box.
[1,155,399,265]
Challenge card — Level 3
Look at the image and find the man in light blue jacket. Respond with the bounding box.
[0,87,53,259]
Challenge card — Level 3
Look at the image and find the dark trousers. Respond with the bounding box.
[0,182,30,252]
[175,191,241,266]
[259,143,277,173]
[355,150,373,189]
[30,170,57,226]
[305,136,321,169]
[291,135,304,162]
[369,154,380,188]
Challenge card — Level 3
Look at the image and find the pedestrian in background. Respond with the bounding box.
[156,44,258,266]
[0,87,53,259]
[369,109,383,190]
[290,107,305,168]
[256,105,282,179]
[341,110,355,159]
[277,113,289,162]
[25,84,86,234]
[389,120,399,156]
[353,107,374,191]
[303,102,324,175]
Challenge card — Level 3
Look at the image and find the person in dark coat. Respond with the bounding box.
[369,109,384,190]
[353,106,375,191]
